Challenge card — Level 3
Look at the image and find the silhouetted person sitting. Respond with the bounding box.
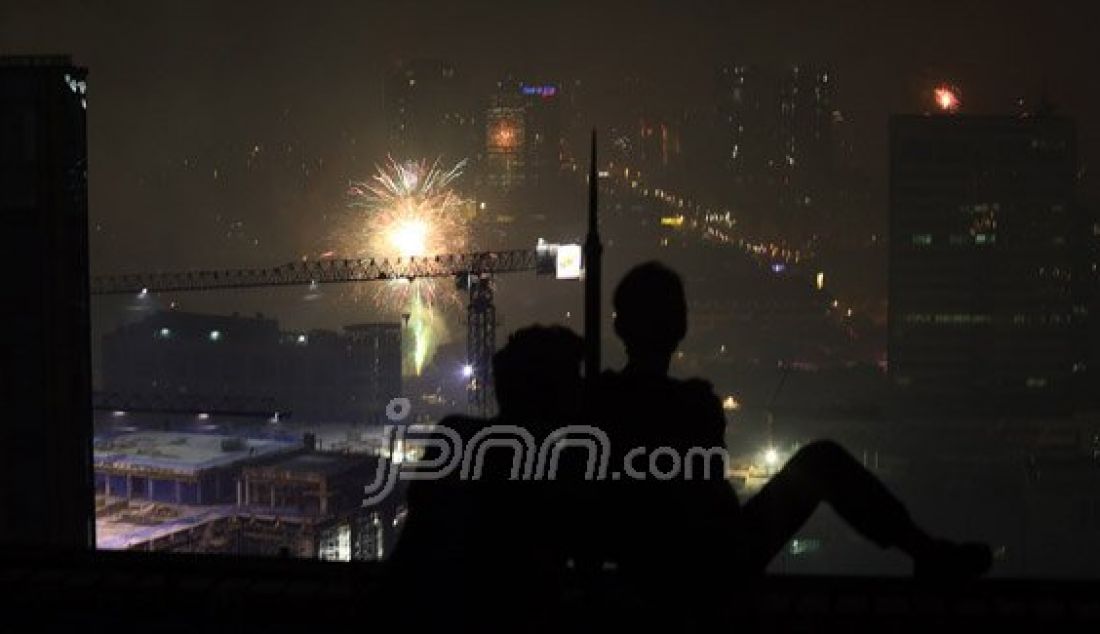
[597,261,992,590]
[389,325,584,628]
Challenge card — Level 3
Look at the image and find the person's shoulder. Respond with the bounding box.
[671,377,725,420]
[675,376,720,399]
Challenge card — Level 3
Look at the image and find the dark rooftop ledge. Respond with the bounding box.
[3,549,1099,631]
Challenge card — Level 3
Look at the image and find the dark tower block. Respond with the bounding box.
[0,56,92,549]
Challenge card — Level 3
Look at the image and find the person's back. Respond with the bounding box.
[390,326,583,626]
[598,371,734,571]
[594,262,738,598]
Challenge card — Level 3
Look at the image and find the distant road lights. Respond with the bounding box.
[158,327,171,338]
[764,447,779,467]
[138,287,149,298]
[208,330,222,342]
[722,395,741,411]
[815,271,825,290]
[296,334,308,345]
[461,364,474,379]
[111,410,126,418]
[197,412,210,420]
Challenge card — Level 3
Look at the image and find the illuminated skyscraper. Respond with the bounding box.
[888,113,1084,415]
[483,75,563,194]
[715,64,839,242]
[716,64,769,180]
[484,94,527,193]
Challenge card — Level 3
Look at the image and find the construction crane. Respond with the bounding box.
[92,391,284,420]
[90,248,556,415]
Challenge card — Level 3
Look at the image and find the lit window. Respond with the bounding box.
[974,233,995,245]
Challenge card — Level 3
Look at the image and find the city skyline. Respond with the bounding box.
[4,1,1098,279]
[5,1,1100,596]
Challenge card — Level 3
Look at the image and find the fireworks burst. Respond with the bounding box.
[934,84,961,112]
[345,157,470,375]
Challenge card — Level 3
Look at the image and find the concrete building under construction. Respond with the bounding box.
[93,431,404,559]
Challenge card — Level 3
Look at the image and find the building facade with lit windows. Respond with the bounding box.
[102,311,402,423]
[888,114,1085,415]
[483,76,563,195]
[715,63,839,243]
[484,95,527,193]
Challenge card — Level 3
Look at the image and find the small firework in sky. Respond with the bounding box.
[934,84,961,112]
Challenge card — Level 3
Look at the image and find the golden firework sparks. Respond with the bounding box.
[344,157,470,375]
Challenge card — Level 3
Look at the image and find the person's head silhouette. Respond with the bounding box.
[613,261,687,375]
[492,325,583,423]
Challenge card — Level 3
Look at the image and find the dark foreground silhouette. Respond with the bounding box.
[598,263,992,584]
[389,261,991,628]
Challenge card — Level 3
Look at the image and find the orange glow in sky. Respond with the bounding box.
[934,85,960,112]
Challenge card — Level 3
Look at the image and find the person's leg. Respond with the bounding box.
[735,440,931,572]
[734,440,991,577]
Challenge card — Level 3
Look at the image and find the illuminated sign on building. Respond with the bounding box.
[555,244,582,280]
[535,239,582,280]
[520,84,558,98]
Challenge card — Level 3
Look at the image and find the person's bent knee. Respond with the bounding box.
[790,439,847,469]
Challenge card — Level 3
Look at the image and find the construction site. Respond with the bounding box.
[93,431,404,559]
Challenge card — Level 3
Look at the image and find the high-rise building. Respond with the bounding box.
[484,93,527,193]
[888,113,1084,415]
[716,64,770,180]
[344,322,403,417]
[102,312,403,423]
[483,76,563,195]
[715,64,839,242]
[384,59,477,162]
[0,56,92,549]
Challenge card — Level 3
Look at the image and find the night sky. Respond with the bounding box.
[3,0,1097,330]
